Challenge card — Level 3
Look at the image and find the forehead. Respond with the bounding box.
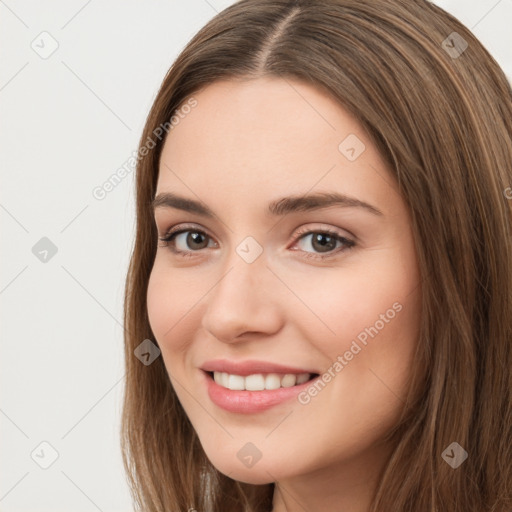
[156,77,400,217]
[162,77,359,168]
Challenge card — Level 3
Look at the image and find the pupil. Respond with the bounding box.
[312,233,335,252]
[188,232,207,249]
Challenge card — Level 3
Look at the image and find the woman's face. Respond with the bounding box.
[147,77,422,488]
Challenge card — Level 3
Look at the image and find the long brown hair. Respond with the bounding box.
[121,1,512,510]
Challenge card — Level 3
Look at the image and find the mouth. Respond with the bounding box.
[205,370,320,391]
[202,369,321,414]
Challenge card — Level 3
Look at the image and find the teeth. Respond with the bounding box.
[265,373,281,390]
[212,371,312,391]
[228,374,245,390]
[245,374,265,391]
[296,373,310,385]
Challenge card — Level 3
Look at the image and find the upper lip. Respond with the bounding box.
[200,359,318,376]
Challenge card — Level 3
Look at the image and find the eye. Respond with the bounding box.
[158,225,216,256]
[157,224,355,260]
[290,227,355,260]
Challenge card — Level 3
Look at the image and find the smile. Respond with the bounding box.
[202,370,321,414]
[212,371,313,390]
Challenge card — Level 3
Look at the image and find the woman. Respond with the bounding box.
[121,1,512,510]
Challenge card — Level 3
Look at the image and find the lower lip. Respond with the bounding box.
[202,370,319,414]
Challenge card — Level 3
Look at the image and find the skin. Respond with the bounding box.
[147,77,422,512]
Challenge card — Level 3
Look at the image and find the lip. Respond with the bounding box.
[201,370,320,414]
[200,358,317,376]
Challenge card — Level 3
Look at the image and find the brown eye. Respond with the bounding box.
[159,228,215,254]
[294,230,355,257]
[181,231,209,250]
[309,233,338,253]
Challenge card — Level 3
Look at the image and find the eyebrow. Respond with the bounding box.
[151,191,383,217]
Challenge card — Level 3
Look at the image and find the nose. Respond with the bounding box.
[201,254,283,343]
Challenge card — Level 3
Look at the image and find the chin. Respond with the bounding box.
[215,463,276,485]
[199,445,275,483]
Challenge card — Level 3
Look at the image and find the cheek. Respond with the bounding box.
[146,265,172,341]
[286,258,421,387]
[315,269,421,415]
[291,268,417,341]
[146,263,200,356]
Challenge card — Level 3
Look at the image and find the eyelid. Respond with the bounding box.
[158,223,216,251]
[158,222,355,259]
[292,223,355,241]
[158,222,353,241]
[289,225,355,258]
[158,222,211,239]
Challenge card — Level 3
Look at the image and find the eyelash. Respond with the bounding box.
[157,224,356,260]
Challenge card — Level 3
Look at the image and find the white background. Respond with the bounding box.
[1,1,510,511]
